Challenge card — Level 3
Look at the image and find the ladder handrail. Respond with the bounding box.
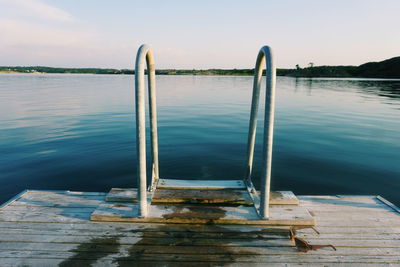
[134,44,275,219]
[135,44,160,217]
[245,46,276,219]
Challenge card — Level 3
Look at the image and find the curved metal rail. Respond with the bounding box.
[135,44,159,217]
[134,44,275,219]
[245,46,276,219]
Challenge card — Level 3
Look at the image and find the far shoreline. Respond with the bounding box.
[2,71,400,80]
[1,56,399,78]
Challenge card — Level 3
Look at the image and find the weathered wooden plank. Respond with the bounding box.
[157,179,246,189]
[152,189,253,205]
[0,190,106,209]
[0,258,394,267]
[294,238,400,247]
[303,226,400,233]
[3,231,400,248]
[8,202,101,208]
[0,210,91,222]
[1,226,398,240]
[303,201,391,209]
[315,218,400,224]
[303,204,390,212]
[300,195,373,200]
[306,206,393,214]
[299,196,385,206]
[0,221,399,237]
[24,190,107,196]
[1,219,399,233]
[300,201,388,209]
[3,205,97,214]
[313,219,400,227]
[15,197,103,207]
[24,191,107,198]
[311,215,400,225]
[1,243,400,256]
[0,228,291,239]
[2,220,399,242]
[300,195,378,201]
[0,221,294,233]
[296,232,400,240]
[311,211,400,220]
[0,251,400,264]
[0,233,293,247]
[21,193,105,202]
[0,259,230,267]
[91,203,315,225]
[307,209,399,216]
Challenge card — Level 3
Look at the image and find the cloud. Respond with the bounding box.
[1,0,76,22]
[0,19,88,47]
[0,17,133,68]
[0,0,100,66]
[0,0,134,68]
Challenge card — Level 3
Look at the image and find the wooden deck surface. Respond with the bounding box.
[0,190,399,266]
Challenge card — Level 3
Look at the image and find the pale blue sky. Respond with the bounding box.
[0,0,399,69]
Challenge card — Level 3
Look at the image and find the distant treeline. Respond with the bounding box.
[0,66,134,75]
[286,56,400,78]
[1,56,399,78]
[0,66,283,76]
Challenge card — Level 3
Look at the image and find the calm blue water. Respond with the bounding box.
[0,74,399,205]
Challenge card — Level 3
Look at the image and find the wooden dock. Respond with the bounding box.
[0,190,399,266]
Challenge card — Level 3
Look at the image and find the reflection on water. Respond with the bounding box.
[0,74,399,205]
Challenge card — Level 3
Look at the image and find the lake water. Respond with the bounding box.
[0,74,399,206]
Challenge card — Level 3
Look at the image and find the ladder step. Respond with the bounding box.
[152,189,253,206]
[105,187,299,206]
[157,179,246,189]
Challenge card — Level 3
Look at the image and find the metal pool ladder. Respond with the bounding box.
[135,44,276,219]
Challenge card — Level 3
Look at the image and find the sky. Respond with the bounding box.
[0,0,399,69]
